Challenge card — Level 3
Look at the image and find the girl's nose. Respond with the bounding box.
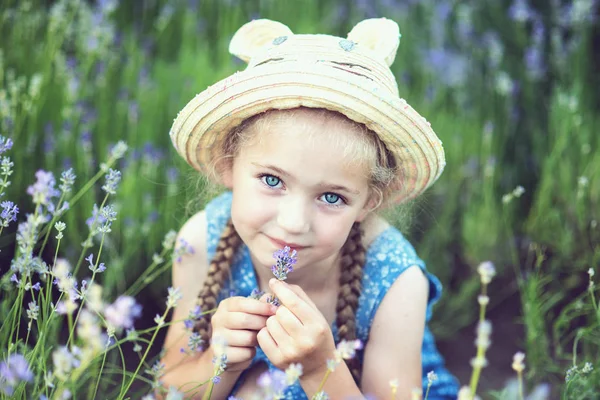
[277,196,310,234]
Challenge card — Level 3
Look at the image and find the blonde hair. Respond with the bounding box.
[193,107,399,384]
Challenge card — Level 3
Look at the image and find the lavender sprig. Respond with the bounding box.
[266,246,298,307]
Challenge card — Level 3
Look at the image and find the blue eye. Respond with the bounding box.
[324,193,340,204]
[262,175,281,187]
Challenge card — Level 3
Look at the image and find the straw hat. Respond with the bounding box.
[169,18,445,204]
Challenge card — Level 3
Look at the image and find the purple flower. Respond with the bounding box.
[10,274,18,284]
[508,0,535,22]
[59,168,76,194]
[32,282,41,291]
[525,46,545,80]
[271,246,297,281]
[0,136,13,154]
[211,376,221,384]
[1,201,19,226]
[257,369,288,396]
[104,296,142,330]
[0,353,34,395]
[27,170,60,206]
[101,168,121,195]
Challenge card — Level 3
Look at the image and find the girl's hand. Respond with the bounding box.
[257,279,336,376]
[211,296,277,372]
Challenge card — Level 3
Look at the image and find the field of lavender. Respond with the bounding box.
[1,0,599,399]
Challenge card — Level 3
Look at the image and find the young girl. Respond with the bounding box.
[161,18,459,399]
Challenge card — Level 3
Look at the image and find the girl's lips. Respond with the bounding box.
[266,235,306,250]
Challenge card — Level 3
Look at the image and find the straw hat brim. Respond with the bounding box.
[170,61,445,204]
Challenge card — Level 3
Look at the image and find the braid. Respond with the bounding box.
[335,222,366,384]
[193,218,242,345]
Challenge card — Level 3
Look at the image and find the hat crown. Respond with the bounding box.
[245,34,400,96]
[229,18,401,96]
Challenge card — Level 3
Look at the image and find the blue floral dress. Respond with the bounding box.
[205,192,459,399]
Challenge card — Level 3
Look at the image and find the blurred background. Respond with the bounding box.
[1,0,599,397]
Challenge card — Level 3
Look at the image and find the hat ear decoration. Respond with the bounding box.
[229,19,294,63]
[347,18,401,67]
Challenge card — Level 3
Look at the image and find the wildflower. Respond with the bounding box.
[211,376,221,384]
[427,370,438,384]
[474,320,492,350]
[257,369,287,397]
[154,314,165,327]
[172,237,195,263]
[0,353,34,395]
[411,388,422,400]
[86,253,106,274]
[477,295,489,306]
[334,339,363,363]
[184,304,202,330]
[285,363,303,385]
[457,386,472,400]
[326,359,337,372]
[101,168,121,195]
[52,346,80,381]
[152,253,164,264]
[59,168,76,194]
[55,221,66,240]
[588,268,595,278]
[77,310,105,356]
[26,301,39,321]
[187,332,204,352]
[166,286,182,308]
[578,176,589,188]
[582,362,593,374]
[0,136,13,155]
[27,170,60,207]
[249,288,265,300]
[477,261,496,285]
[212,336,228,375]
[165,386,184,400]
[98,204,117,233]
[512,352,525,372]
[109,141,128,160]
[1,157,14,180]
[162,230,177,250]
[0,201,18,227]
[565,365,578,382]
[10,274,18,285]
[313,391,330,400]
[508,0,534,22]
[271,246,297,281]
[145,361,165,380]
[104,296,142,330]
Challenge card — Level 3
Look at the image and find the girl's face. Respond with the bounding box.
[225,111,376,275]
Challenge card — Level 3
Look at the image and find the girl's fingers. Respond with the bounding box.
[257,326,283,364]
[268,279,314,321]
[275,305,304,337]
[224,312,269,331]
[221,329,259,347]
[284,283,318,310]
[266,315,291,347]
[226,296,277,316]
[225,345,256,365]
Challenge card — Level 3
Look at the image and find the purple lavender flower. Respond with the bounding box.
[211,376,221,384]
[101,168,121,195]
[257,369,288,396]
[0,136,13,155]
[508,0,535,22]
[182,304,202,330]
[188,332,204,352]
[249,288,265,300]
[59,168,76,194]
[271,246,297,281]
[104,296,142,330]
[27,170,60,206]
[1,201,18,227]
[10,274,18,284]
[0,353,34,395]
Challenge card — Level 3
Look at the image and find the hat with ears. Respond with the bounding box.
[169,18,446,204]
